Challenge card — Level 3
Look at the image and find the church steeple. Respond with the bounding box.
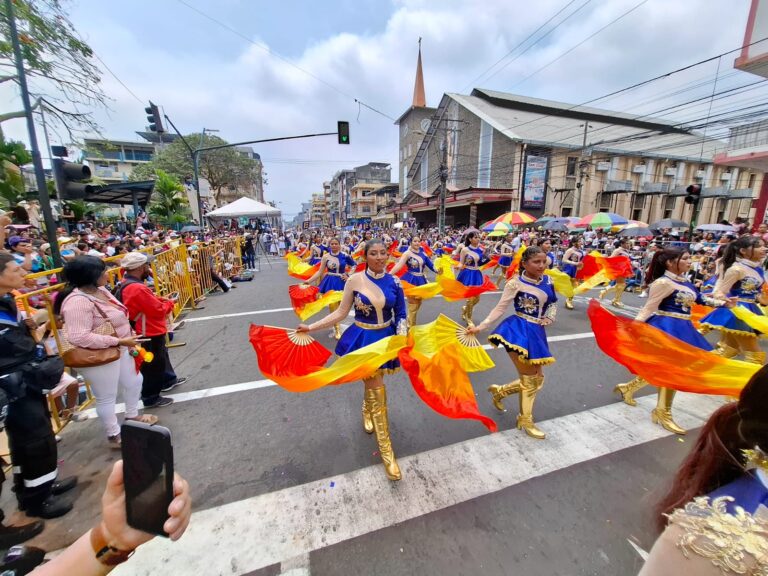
[412,38,426,108]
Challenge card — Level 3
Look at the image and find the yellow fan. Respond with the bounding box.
[411,314,494,372]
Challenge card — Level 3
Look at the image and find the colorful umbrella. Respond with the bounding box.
[481,221,514,234]
[617,227,654,237]
[534,216,556,225]
[491,211,536,226]
[650,218,688,230]
[577,212,628,228]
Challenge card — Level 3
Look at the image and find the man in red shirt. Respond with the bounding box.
[117,252,186,407]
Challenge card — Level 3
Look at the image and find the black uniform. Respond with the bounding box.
[0,295,61,510]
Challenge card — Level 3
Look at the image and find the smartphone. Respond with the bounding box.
[168,292,179,301]
[121,421,174,537]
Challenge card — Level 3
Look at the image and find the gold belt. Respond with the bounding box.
[515,312,546,325]
[654,310,691,320]
[738,298,756,303]
[463,266,480,270]
[354,319,392,330]
[408,272,425,276]
[326,272,344,277]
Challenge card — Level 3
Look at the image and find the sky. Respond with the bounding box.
[1,0,760,219]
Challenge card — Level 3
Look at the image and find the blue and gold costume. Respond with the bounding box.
[561,248,584,278]
[317,251,356,294]
[307,243,326,266]
[456,246,490,287]
[546,251,556,269]
[477,273,557,365]
[701,258,766,336]
[399,249,436,286]
[498,242,514,268]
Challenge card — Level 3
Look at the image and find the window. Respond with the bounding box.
[632,195,646,221]
[561,207,572,217]
[566,156,578,177]
[599,193,612,209]
[477,120,493,188]
[748,173,757,189]
[663,195,676,219]
[716,198,728,223]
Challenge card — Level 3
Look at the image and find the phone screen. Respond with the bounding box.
[121,421,174,537]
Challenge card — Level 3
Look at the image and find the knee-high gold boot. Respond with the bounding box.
[461,296,480,326]
[611,281,625,308]
[329,302,342,339]
[614,376,647,407]
[651,387,686,435]
[517,374,546,439]
[366,386,402,481]
[487,379,520,412]
[406,299,421,327]
[744,350,766,365]
[713,340,739,358]
[495,269,506,289]
[362,395,374,434]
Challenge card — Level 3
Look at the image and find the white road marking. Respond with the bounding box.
[185,307,295,322]
[280,553,311,576]
[115,393,721,576]
[82,332,595,419]
[627,538,650,561]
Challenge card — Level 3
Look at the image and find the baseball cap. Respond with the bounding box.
[120,252,154,269]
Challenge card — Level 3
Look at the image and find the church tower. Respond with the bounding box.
[396,39,436,198]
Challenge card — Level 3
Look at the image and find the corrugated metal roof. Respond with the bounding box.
[447,92,728,162]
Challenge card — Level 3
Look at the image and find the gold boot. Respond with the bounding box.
[461,296,480,326]
[366,386,401,481]
[565,297,574,310]
[407,299,421,327]
[362,397,373,434]
[611,282,625,308]
[487,380,520,412]
[598,287,608,300]
[495,270,506,289]
[744,350,766,365]
[333,324,342,340]
[651,387,686,435]
[517,374,546,439]
[614,376,647,407]
[713,340,739,358]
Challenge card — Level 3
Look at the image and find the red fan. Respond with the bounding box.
[249,325,331,378]
[421,242,433,257]
[288,284,319,313]
[354,262,366,273]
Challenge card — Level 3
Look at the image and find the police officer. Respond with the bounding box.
[0,252,77,519]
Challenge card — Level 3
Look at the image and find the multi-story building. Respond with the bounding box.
[310,193,329,227]
[82,138,155,183]
[324,163,394,225]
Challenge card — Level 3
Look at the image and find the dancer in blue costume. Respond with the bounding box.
[305,238,356,340]
[598,238,633,308]
[641,365,768,575]
[390,236,439,326]
[701,235,768,364]
[614,248,731,435]
[536,237,556,269]
[467,246,557,439]
[305,234,326,266]
[455,231,491,326]
[297,239,407,481]
[493,233,516,288]
[560,237,584,310]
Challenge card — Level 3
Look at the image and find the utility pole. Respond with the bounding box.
[438,139,448,235]
[5,0,62,267]
[574,123,591,218]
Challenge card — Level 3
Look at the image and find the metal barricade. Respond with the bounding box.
[149,243,195,322]
[188,244,216,302]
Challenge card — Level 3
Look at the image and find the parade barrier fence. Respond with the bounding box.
[13,237,243,432]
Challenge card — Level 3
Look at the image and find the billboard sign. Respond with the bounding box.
[522,154,548,210]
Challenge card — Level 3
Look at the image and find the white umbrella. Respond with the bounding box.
[696,223,735,232]
[393,222,405,229]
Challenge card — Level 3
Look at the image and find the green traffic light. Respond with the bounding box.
[341,136,348,142]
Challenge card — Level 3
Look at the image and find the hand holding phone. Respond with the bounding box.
[121,421,174,537]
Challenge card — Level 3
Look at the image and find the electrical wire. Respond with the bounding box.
[89,51,144,104]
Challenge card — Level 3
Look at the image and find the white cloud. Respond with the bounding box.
[2,0,756,218]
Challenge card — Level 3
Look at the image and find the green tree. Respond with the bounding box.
[148,169,190,226]
[0,133,31,208]
[1,0,106,137]
[63,199,105,221]
[129,134,260,206]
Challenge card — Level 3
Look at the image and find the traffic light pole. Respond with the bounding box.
[5,0,63,267]
[688,200,701,242]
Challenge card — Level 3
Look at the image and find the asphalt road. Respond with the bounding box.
[4,260,739,576]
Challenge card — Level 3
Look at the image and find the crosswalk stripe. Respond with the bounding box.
[114,393,723,576]
[81,332,595,419]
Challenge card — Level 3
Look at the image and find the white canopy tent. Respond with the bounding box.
[205,197,282,230]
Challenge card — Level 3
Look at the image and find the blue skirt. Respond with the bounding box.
[318,274,345,294]
[488,315,554,365]
[401,271,427,286]
[498,255,513,267]
[456,268,484,286]
[562,264,578,278]
[646,315,713,351]
[701,302,764,336]
[308,257,321,266]
[335,323,399,375]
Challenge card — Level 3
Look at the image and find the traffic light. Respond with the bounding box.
[52,158,94,200]
[337,121,350,144]
[684,184,702,205]
[145,101,165,133]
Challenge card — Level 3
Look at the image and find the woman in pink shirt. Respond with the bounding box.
[55,256,158,448]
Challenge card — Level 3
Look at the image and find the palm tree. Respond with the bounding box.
[148,169,190,226]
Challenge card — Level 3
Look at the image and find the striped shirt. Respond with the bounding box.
[60,287,132,349]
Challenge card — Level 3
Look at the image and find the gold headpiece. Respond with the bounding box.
[743,447,768,473]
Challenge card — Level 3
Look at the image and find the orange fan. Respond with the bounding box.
[481,254,500,271]
[421,242,433,257]
[288,284,319,312]
[249,325,332,379]
[354,262,366,273]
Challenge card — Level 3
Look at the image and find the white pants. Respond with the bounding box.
[78,348,142,438]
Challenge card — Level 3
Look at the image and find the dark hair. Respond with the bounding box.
[535,238,551,248]
[521,245,544,263]
[53,256,106,314]
[0,252,14,275]
[463,231,478,243]
[655,365,768,532]
[364,238,385,256]
[646,247,688,284]
[569,238,581,247]
[721,235,764,272]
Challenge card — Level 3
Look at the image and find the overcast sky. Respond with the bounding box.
[1,0,759,218]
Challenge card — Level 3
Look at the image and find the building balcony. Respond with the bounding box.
[604,180,634,192]
[714,119,768,171]
[640,181,669,194]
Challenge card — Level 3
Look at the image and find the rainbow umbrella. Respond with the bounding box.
[577,212,628,229]
[492,211,536,226]
[481,221,515,234]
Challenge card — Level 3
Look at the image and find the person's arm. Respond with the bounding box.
[712,265,743,299]
[423,254,436,273]
[389,252,409,276]
[31,460,191,576]
[302,277,356,331]
[305,255,328,285]
[561,248,579,266]
[124,284,175,319]
[393,277,408,333]
[635,280,676,322]
[471,278,520,332]
[61,296,124,348]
